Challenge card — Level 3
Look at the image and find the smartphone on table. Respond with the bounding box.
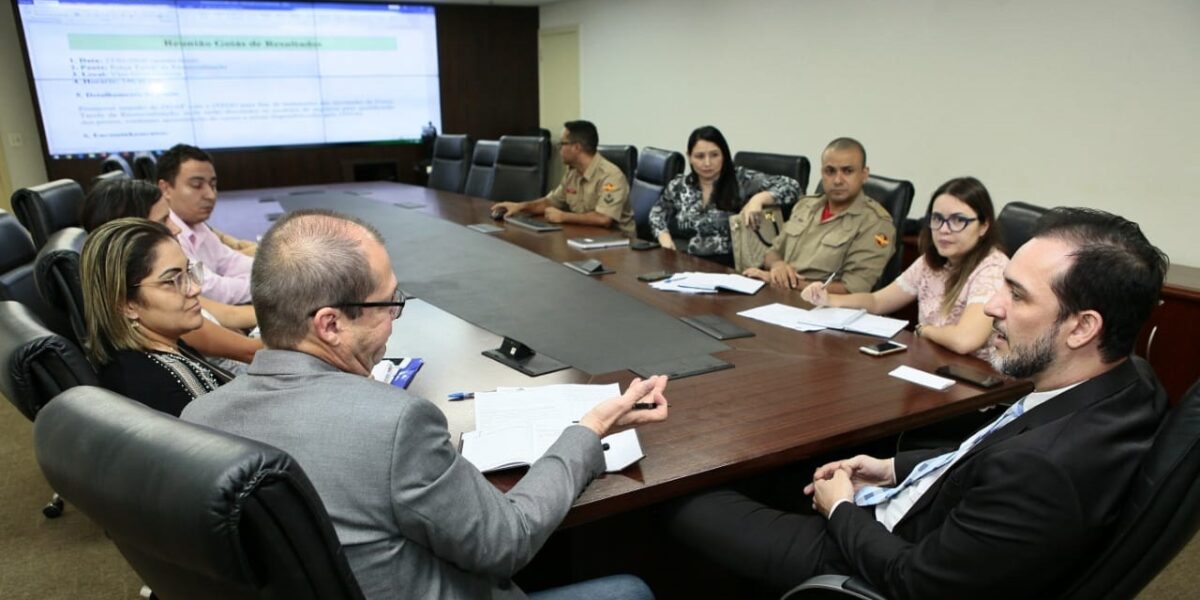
[859,341,907,356]
[935,364,1003,388]
[637,270,672,282]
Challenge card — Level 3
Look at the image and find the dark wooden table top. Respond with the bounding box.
[216,181,1032,527]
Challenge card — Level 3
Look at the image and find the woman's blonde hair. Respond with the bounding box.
[80,218,175,364]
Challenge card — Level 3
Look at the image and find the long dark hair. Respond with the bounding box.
[80,178,162,232]
[685,126,740,212]
[917,176,1002,315]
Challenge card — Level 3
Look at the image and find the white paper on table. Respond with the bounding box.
[843,314,908,338]
[737,303,826,332]
[461,427,536,472]
[474,383,620,433]
[650,276,717,294]
[889,365,956,390]
[795,307,867,328]
[602,428,644,472]
[674,272,765,295]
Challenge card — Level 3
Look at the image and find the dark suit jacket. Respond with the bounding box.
[826,357,1168,599]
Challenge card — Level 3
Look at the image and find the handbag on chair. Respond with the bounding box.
[729,204,784,272]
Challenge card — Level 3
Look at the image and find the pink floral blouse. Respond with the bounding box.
[897,248,1009,359]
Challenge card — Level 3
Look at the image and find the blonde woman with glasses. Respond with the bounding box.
[82,218,232,415]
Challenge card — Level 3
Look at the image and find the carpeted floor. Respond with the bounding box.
[1,396,1197,599]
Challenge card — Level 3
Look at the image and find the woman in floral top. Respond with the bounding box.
[648,125,801,267]
[802,176,1007,359]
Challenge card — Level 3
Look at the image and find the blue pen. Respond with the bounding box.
[447,392,474,401]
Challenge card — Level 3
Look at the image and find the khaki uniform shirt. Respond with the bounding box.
[546,154,634,235]
[769,192,896,293]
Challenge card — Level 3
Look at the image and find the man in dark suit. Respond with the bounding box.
[669,207,1170,599]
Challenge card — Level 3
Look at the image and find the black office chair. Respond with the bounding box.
[91,168,129,191]
[10,179,85,248]
[784,371,1200,600]
[734,151,811,195]
[132,152,157,181]
[34,386,367,600]
[34,227,88,345]
[490,135,547,201]
[427,134,473,194]
[997,201,1049,257]
[630,147,685,241]
[535,128,552,195]
[598,144,638,186]
[0,210,69,337]
[0,300,98,518]
[99,154,134,177]
[464,140,499,199]
[816,175,914,290]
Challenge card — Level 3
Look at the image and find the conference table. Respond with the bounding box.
[213,181,1031,528]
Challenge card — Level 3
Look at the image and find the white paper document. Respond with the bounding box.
[737,303,826,332]
[650,272,764,295]
[798,307,908,339]
[461,383,647,473]
[889,365,956,390]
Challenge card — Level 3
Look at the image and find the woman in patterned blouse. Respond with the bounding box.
[82,218,232,416]
[648,125,801,267]
[802,177,1008,358]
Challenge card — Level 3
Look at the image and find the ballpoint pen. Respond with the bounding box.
[447,392,474,401]
[822,268,840,288]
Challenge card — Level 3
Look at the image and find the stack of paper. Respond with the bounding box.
[567,235,630,250]
[460,383,645,473]
[650,272,765,295]
[737,303,908,338]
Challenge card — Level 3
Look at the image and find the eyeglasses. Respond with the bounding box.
[310,288,407,320]
[133,261,204,296]
[930,212,980,233]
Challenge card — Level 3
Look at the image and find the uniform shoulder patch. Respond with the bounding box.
[603,182,617,193]
[875,233,890,247]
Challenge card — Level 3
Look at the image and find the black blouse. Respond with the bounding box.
[98,344,231,416]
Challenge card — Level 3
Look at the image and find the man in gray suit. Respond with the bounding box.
[182,209,668,599]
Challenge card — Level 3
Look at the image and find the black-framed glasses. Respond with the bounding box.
[930,212,979,233]
[310,288,407,320]
[133,261,205,296]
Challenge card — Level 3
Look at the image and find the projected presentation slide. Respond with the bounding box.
[15,0,442,156]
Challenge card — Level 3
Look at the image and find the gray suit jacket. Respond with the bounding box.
[181,349,605,599]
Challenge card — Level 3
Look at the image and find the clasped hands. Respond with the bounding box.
[803,455,895,518]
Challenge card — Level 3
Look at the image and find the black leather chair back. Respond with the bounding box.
[598,144,638,185]
[0,301,97,422]
[428,134,473,194]
[490,135,547,201]
[630,147,685,241]
[34,228,88,345]
[464,140,499,199]
[132,152,157,181]
[11,179,85,248]
[815,174,914,289]
[0,210,68,335]
[34,386,366,600]
[1058,375,1200,600]
[100,154,134,177]
[92,169,129,191]
[734,151,811,195]
[997,201,1049,257]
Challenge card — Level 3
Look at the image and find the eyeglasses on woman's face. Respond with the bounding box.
[929,212,979,233]
[133,261,205,296]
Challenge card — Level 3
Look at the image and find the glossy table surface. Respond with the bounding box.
[215,181,1032,527]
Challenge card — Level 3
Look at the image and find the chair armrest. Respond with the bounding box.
[780,574,888,600]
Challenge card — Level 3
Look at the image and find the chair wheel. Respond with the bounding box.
[43,496,64,518]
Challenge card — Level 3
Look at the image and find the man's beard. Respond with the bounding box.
[989,322,1059,379]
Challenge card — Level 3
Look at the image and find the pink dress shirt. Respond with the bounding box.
[169,211,253,304]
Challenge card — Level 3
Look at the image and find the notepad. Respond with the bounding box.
[462,427,644,473]
[797,307,908,339]
[889,365,956,390]
[567,235,630,250]
[651,272,764,295]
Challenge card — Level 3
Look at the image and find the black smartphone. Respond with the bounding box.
[858,341,908,356]
[630,239,660,251]
[936,364,1003,388]
[637,270,672,282]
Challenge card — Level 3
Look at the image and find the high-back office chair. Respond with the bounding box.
[132,152,157,181]
[784,372,1200,600]
[34,386,367,600]
[427,134,473,194]
[535,128,552,195]
[0,210,69,337]
[464,140,500,199]
[734,151,811,195]
[0,300,98,518]
[490,135,547,202]
[996,201,1049,257]
[598,144,638,185]
[91,168,129,191]
[10,179,85,248]
[34,227,88,345]
[99,154,134,177]
[816,174,914,290]
[630,147,685,241]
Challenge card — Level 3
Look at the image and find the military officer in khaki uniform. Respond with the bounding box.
[492,120,634,236]
[744,138,895,294]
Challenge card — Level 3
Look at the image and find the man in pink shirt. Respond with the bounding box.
[157,144,254,304]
